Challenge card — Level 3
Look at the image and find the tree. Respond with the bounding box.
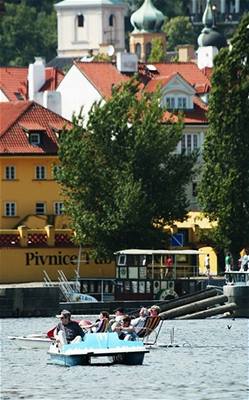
[147,38,165,62]
[57,79,196,257]
[163,16,196,51]
[198,13,249,263]
[5,0,57,13]
[0,2,57,66]
[125,0,186,18]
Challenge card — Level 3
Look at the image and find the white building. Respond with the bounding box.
[54,0,127,58]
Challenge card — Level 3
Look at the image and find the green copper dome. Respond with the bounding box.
[130,0,165,33]
[198,0,227,50]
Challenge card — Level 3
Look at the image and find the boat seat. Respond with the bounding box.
[95,318,110,333]
[47,326,55,339]
[136,316,162,345]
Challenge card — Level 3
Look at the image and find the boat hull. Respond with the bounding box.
[9,335,52,349]
[48,332,148,366]
[49,351,145,367]
[223,285,249,317]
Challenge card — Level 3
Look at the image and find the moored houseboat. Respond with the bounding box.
[78,249,208,301]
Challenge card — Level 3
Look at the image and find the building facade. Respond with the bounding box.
[55,0,127,58]
[190,0,242,24]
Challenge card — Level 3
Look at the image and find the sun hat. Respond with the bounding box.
[56,309,71,318]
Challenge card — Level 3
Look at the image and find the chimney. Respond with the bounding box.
[177,45,196,62]
[116,52,138,73]
[28,57,46,101]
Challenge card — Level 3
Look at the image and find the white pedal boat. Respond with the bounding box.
[48,332,149,366]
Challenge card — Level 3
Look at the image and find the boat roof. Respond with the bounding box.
[225,271,249,274]
[115,249,201,255]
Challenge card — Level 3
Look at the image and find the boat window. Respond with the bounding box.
[119,266,127,278]
[131,281,138,293]
[82,283,88,293]
[139,281,145,293]
[118,254,126,266]
[90,282,95,292]
[139,266,147,279]
[124,281,130,292]
[146,281,151,293]
[153,280,161,294]
[129,267,138,279]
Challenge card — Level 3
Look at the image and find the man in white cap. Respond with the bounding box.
[53,309,85,346]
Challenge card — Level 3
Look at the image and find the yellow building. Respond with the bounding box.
[0,101,69,230]
[0,101,115,283]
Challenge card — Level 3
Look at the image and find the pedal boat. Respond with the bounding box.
[48,332,149,366]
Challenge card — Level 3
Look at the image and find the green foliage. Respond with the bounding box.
[0,1,57,66]
[5,0,57,13]
[57,79,196,257]
[198,13,249,261]
[93,53,112,62]
[163,16,196,51]
[147,38,165,62]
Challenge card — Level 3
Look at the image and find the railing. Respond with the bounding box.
[146,264,199,279]
[0,226,75,247]
[43,269,80,301]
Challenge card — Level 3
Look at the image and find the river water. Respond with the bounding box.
[1,317,248,400]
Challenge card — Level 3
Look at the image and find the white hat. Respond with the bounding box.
[56,309,71,318]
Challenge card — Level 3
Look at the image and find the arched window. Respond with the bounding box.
[145,42,152,59]
[77,14,84,27]
[135,43,141,59]
[109,14,115,27]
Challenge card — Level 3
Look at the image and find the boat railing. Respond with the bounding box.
[43,270,80,301]
[143,264,199,280]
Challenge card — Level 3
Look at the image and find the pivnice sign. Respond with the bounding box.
[25,251,112,266]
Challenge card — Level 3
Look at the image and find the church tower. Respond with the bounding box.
[129,0,166,62]
[55,0,127,58]
[197,0,227,69]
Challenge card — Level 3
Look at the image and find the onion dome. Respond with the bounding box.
[198,0,227,50]
[130,0,165,33]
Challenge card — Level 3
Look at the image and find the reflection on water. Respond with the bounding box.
[1,317,248,400]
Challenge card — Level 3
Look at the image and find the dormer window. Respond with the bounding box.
[29,132,41,146]
[166,97,175,109]
[166,96,188,110]
[178,97,187,109]
[20,122,45,146]
[14,92,24,100]
[77,14,84,27]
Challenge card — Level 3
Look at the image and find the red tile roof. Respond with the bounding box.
[75,61,130,98]
[0,101,71,154]
[145,72,195,93]
[19,122,46,131]
[0,67,27,101]
[74,61,210,124]
[0,102,30,134]
[142,62,211,94]
[0,67,64,101]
